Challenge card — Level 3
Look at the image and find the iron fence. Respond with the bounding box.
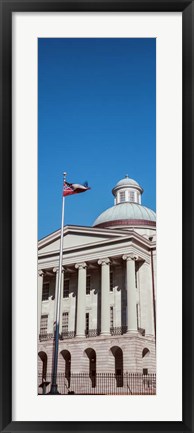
[38,372,156,395]
[39,333,53,341]
[61,331,76,339]
[39,326,145,341]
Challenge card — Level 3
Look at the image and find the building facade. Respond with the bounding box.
[38,176,156,393]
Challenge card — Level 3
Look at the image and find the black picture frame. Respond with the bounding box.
[0,0,193,432]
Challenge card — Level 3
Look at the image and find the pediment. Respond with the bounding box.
[38,225,124,255]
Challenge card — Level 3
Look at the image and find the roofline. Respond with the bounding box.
[38,224,135,247]
[38,224,110,242]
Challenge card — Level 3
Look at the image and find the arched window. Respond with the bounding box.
[85,348,96,388]
[38,351,47,381]
[142,348,150,358]
[60,350,71,388]
[110,346,123,387]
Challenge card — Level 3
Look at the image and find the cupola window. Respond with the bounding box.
[128,191,135,202]
[119,191,125,203]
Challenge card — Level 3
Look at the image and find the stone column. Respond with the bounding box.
[75,262,87,337]
[59,268,65,334]
[98,258,111,336]
[38,270,44,337]
[123,255,138,333]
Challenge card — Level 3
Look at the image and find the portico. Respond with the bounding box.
[38,244,154,341]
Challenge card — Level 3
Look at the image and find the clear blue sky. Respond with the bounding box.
[38,38,156,239]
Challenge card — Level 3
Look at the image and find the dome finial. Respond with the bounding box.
[125,174,129,178]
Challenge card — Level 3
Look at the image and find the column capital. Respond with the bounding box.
[75,262,87,270]
[53,267,65,273]
[38,270,45,277]
[122,254,138,262]
[98,258,110,266]
[53,267,59,273]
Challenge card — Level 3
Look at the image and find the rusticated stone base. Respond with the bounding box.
[38,332,156,375]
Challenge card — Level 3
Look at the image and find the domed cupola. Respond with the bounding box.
[93,175,156,233]
[112,175,143,205]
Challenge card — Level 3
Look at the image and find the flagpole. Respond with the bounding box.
[50,172,66,394]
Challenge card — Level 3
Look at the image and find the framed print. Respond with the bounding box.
[0,0,193,432]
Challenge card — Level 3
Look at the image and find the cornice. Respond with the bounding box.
[38,243,151,270]
[94,219,156,229]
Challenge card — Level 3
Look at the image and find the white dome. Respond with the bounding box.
[93,202,156,228]
[115,177,140,188]
[93,175,155,230]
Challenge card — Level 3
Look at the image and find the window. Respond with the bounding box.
[42,282,49,301]
[63,279,69,298]
[110,272,113,291]
[110,306,114,328]
[85,313,89,335]
[128,191,135,202]
[120,191,125,202]
[135,269,138,288]
[40,315,48,335]
[62,312,69,334]
[143,368,148,375]
[142,348,150,358]
[86,275,91,295]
